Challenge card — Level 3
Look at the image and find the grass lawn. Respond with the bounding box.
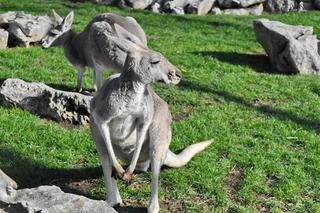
[0,0,320,212]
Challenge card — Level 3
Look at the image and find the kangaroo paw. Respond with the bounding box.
[122,172,133,186]
[112,169,124,179]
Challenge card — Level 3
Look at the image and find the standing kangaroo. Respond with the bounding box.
[90,25,212,213]
[42,11,148,92]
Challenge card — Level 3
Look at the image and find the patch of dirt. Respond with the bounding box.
[224,167,244,199]
[266,173,280,187]
[249,99,270,107]
[256,204,272,213]
[119,196,214,213]
[172,105,193,121]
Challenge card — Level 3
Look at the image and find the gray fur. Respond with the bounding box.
[90,42,212,212]
[42,11,147,92]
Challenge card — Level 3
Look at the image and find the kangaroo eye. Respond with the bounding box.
[151,60,160,65]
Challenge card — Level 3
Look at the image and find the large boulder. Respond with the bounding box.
[0,79,92,125]
[0,185,117,213]
[0,11,53,47]
[253,19,320,75]
[0,29,8,49]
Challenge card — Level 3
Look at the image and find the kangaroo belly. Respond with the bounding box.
[109,115,149,162]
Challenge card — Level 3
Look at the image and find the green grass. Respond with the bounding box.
[0,0,320,212]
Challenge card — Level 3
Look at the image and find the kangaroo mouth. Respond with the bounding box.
[167,71,181,85]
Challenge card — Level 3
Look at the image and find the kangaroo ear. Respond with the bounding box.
[62,11,74,30]
[114,23,146,48]
[111,36,138,55]
[51,9,63,25]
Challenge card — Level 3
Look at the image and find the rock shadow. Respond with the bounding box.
[194,51,278,74]
[0,147,102,199]
[178,79,320,134]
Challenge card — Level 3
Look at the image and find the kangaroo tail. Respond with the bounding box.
[163,140,213,168]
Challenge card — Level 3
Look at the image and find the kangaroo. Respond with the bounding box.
[42,10,148,92]
[90,24,212,213]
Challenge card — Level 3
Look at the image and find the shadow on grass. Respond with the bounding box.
[171,15,252,30]
[114,206,147,213]
[178,79,320,134]
[194,51,278,74]
[0,147,102,199]
[0,147,149,211]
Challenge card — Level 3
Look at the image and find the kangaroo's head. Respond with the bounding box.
[124,50,181,85]
[42,10,74,48]
[113,24,182,85]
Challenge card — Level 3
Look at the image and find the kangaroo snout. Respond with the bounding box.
[168,68,182,85]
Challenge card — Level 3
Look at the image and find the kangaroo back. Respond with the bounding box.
[84,13,147,48]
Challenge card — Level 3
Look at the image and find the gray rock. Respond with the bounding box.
[223,3,263,15]
[0,169,17,203]
[186,0,216,15]
[0,11,53,47]
[218,0,265,8]
[314,0,320,9]
[253,19,320,75]
[0,29,8,49]
[0,11,16,25]
[211,6,223,14]
[0,79,92,125]
[0,185,117,213]
[264,0,297,12]
[171,6,185,14]
[125,0,154,9]
[163,0,190,12]
[238,0,266,7]
[151,2,162,13]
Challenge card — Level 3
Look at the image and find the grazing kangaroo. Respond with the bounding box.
[42,10,148,92]
[90,25,212,213]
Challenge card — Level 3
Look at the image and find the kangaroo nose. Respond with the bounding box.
[175,70,182,78]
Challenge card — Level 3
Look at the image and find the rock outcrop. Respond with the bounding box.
[0,79,92,125]
[0,11,53,48]
[0,184,117,213]
[253,19,320,75]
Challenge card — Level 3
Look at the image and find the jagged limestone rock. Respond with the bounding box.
[254,19,320,74]
[0,185,117,213]
[0,11,53,47]
[0,78,92,125]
